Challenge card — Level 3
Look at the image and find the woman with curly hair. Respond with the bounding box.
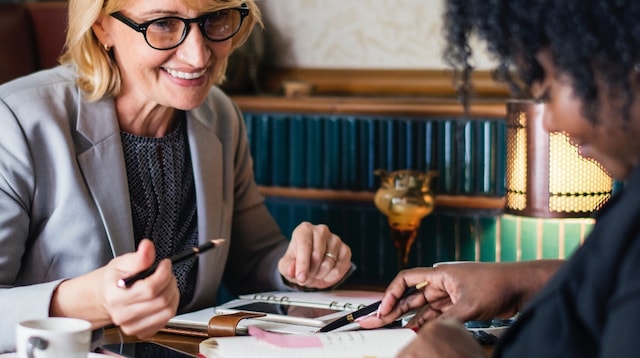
[360,0,640,356]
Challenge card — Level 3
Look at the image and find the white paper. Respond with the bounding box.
[200,329,416,358]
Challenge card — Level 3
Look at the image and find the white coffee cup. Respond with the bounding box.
[16,317,91,358]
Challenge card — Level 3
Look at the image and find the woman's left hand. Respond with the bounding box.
[278,222,352,289]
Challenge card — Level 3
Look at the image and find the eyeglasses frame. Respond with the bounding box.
[110,4,249,51]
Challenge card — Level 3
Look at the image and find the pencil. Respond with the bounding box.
[317,280,429,333]
[117,238,226,288]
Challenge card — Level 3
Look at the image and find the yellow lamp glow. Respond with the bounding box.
[505,100,613,218]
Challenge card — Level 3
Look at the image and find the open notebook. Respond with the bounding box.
[199,327,416,358]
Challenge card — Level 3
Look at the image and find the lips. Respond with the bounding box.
[164,67,208,80]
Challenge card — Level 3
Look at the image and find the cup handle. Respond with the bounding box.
[26,336,49,358]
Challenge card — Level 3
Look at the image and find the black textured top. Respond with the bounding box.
[121,117,198,308]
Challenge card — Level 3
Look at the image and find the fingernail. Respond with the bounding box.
[355,311,377,322]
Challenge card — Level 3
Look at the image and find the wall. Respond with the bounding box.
[260,0,495,70]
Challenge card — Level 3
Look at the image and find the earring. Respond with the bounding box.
[103,43,111,51]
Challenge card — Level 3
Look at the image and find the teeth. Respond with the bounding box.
[165,68,207,80]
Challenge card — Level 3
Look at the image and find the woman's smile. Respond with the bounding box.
[162,67,208,80]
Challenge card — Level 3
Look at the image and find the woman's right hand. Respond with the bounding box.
[359,260,562,330]
[50,239,180,339]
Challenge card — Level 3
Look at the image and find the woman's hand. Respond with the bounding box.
[397,319,485,358]
[50,239,180,339]
[278,222,352,289]
[359,260,562,329]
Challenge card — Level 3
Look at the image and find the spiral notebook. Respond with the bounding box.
[237,290,383,310]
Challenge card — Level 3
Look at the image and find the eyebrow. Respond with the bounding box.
[134,9,182,18]
[133,4,232,18]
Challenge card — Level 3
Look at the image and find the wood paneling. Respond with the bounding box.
[258,187,505,210]
[232,95,507,118]
[256,68,511,99]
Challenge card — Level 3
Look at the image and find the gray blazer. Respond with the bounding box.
[0,65,289,352]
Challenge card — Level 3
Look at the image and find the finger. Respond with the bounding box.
[285,223,313,284]
[405,304,442,328]
[118,288,179,339]
[305,224,333,278]
[115,239,157,281]
[293,223,331,284]
[333,241,352,273]
[313,253,337,282]
[278,257,296,281]
[312,235,341,281]
[316,241,351,285]
[109,260,178,325]
[435,300,480,323]
[377,269,431,316]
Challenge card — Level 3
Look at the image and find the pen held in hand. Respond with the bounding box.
[117,238,226,288]
[317,280,429,333]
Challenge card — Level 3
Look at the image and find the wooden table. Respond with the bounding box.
[103,328,203,356]
[102,327,495,357]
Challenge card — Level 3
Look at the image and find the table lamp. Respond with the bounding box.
[504,100,613,218]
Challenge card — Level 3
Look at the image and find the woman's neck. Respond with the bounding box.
[115,99,181,138]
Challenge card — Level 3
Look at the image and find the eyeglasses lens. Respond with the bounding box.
[203,10,241,40]
[145,10,242,49]
[146,19,184,49]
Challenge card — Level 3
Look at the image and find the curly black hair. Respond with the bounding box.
[443,0,640,123]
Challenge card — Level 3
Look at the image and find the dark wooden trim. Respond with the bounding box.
[258,186,506,210]
[258,68,511,98]
[232,95,507,118]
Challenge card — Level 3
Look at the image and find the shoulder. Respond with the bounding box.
[0,65,78,102]
[204,85,240,115]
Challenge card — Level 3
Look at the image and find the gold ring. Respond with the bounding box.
[325,252,338,262]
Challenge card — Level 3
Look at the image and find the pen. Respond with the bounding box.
[117,238,226,288]
[317,280,429,333]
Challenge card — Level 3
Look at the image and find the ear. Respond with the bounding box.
[92,14,113,48]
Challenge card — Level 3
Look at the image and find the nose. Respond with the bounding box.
[175,23,211,67]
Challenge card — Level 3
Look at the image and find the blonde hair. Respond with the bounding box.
[60,0,262,102]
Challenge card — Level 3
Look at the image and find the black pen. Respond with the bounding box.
[117,238,226,288]
[318,280,429,333]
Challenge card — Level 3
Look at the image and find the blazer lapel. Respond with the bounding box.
[70,94,229,284]
[188,114,224,242]
[74,97,135,257]
[187,105,229,304]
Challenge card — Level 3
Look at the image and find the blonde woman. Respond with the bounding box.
[0,0,352,352]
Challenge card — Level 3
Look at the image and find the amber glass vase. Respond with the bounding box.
[374,169,437,270]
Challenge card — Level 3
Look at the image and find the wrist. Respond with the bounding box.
[49,273,112,329]
[507,259,563,307]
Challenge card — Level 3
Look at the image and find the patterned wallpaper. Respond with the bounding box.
[259,0,495,70]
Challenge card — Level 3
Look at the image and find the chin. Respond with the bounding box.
[171,96,208,111]
[600,162,629,181]
[174,103,202,111]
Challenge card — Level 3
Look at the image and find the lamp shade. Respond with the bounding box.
[505,100,613,218]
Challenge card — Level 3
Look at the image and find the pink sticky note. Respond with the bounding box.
[248,326,323,348]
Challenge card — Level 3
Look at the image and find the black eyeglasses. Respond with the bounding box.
[110,4,249,50]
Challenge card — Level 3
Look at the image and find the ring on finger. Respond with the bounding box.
[324,252,338,262]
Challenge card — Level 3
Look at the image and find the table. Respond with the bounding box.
[103,328,202,356]
[102,327,495,357]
